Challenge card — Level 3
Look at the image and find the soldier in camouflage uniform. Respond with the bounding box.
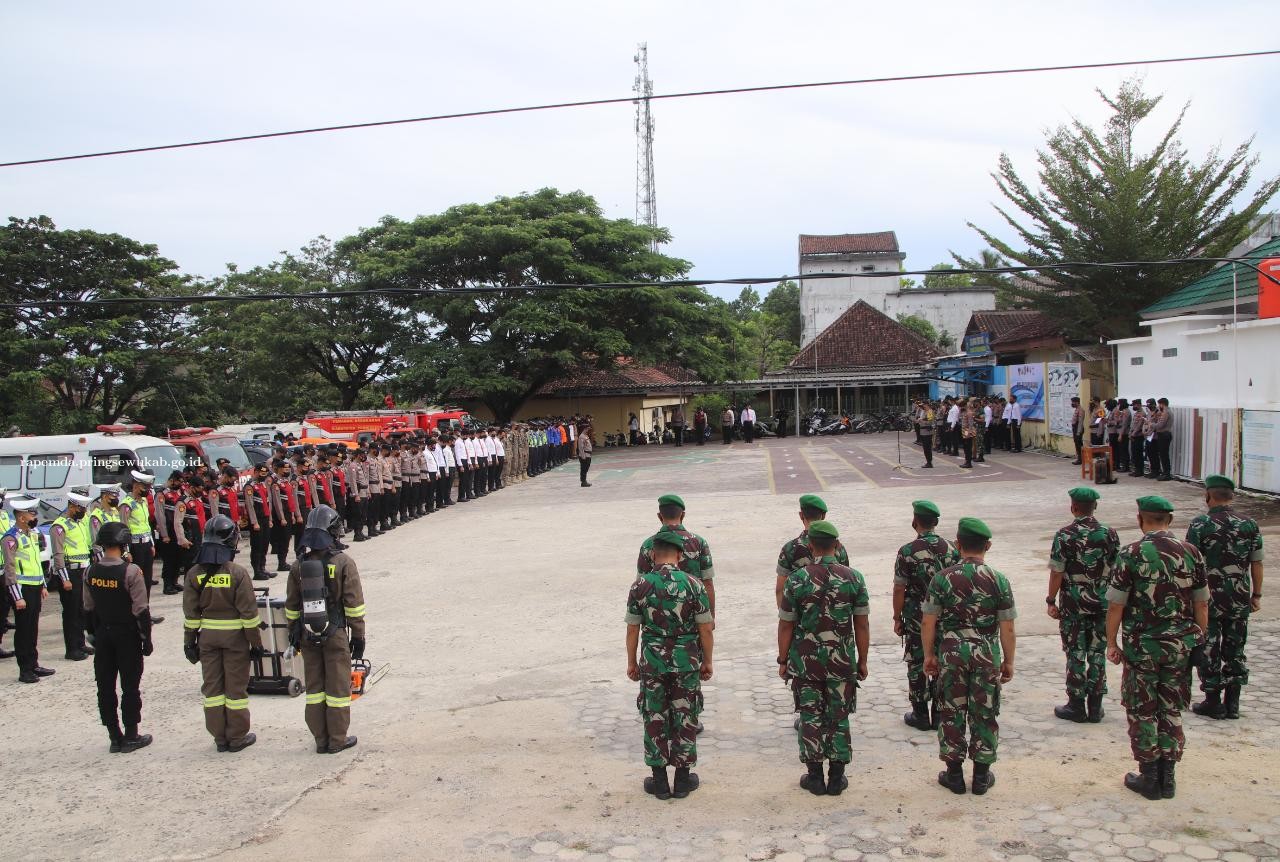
[625,526,714,801]
[1105,495,1209,800]
[778,520,869,796]
[892,500,959,731]
[1186,474,1264,720]
[775,494,849,608]
[1047,487,1120,724]
[922,517,1016,796]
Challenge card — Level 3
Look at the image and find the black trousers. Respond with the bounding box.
[158,539,182,590]
[742,421,755,443]
[58,566,87,654]
[1010,421,1023,452]
[495,457,505,489]
[94,622,143,732]
[672,425,684,446]
[249,526,270,577]
[15,583,43,673]
[921,435,933,466]
[983,426,993,454]
[1130,436,1145,475]
[722,425,732,444]
[962,436,974,466]
[1112,435,1130,472]
[579,457,591,484]
[270,522,292,566]
[0,585,10,648]
[437,472,450,507]
[695,426,705,445]
[130,540,155,594]
[1073,432,1084,461]
[1155,432,1173,477]
[292,518,307,555]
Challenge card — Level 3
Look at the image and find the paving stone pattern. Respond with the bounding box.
[474,620,1280,861]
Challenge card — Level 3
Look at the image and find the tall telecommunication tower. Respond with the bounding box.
[633,43,657,249]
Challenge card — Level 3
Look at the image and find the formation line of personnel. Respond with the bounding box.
[624,478,1263,800]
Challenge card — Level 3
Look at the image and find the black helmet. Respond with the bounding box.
[197,514,240,565]
[96,522,132,550]
[305,504,343,538]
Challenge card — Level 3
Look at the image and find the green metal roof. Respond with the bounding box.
[1140,236,1280,317]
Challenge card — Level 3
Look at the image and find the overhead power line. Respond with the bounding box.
[3,257,1277,310]
[2,49,1278,168]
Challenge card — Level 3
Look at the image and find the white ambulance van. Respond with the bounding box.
[0,425,186,523]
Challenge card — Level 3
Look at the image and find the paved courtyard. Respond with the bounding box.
[7,434,1279,861]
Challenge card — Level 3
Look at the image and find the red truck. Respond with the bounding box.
[302,408,472,443]
[166,427,254,484]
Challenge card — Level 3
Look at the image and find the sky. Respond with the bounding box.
[3,1,1277,302]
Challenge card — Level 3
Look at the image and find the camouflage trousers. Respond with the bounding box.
[638,671,700,768]
[792,678,856,763]
[1122,641,1191,763]
[1199,615,1249,692]
[1058,613,1108,700]
[901,615,935,708]
[936,638,1001,765]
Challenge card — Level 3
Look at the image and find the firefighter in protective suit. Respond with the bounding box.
[286,505,366,754]
[182,515,265,753]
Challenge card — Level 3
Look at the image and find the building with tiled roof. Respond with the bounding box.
[1140,235,1280,319]
[789,300,942,370]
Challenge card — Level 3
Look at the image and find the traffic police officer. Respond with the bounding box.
[119,471,157,597]
[4,497,54,683]
[83,521,154,752]
[51,490,95,661]
[183,515,264,753]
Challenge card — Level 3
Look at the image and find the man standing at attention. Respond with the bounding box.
[1047,487,1119,724]
[893,500,958,731]
[1106,495,1208,800]
[922,517,1016,795]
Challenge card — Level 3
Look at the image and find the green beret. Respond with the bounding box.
[957,517,992,540]
[1204,474,1235,491]
[651,527,687,551]
[798,494,828,513]
[912,500,940,518]
[808,520,839,540]
[657,493,685,510]
[1068,487,1100,504]
[1136,495,1174,513]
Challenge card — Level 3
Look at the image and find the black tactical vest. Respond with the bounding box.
[86,560,135,626]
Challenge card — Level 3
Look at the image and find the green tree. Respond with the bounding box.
[760,279,802,346]
[896,313,940,344]
[729,286,761,322]
[969,78,1280,339]
[922,263,975,290]
[343,189,732,421]
[950,248,1021,309]
[0,216,198,433]
[197,237,412,413]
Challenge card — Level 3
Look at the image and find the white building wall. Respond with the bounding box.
[1112,315,1280,410]
[799,257,903,345]
[885,289,996,350]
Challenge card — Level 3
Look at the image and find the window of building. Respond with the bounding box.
[27,453,73,489]
[1201,350,1220,362]
[1130,356,1144,366]
[861,265,875,272]
[1162,348,1178,358]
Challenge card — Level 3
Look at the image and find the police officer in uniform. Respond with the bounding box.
[182,515,264,753]
[286,505,366,754]
[4,497,55,683]
[88,484,123,545]
[83,522,153,752]
[270,458,300,565]
[243,463,275,581]
[51,490,96,661]
[0,487,13,660]
[119,471,157,597]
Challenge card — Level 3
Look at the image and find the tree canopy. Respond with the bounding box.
[968,78,1279,339]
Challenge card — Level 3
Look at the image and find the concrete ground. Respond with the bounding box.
[7,433,1280,862]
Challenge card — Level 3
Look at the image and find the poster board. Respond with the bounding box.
[1243,410,1280,493]
[1008,363,1045,421]
[1046,363,1082,436]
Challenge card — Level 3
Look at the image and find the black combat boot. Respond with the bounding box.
[826,761,848,796]
[1191,689,1225,719]
[1224,683,1242,719]
[354,529,367,542]
[800,761,826,795]
[971,762,996,795]
[1160,758,1176,799]
[107,724,124,754]
[937,760,966,795]
[672,767,700,798]
[119,728,153,754]
[1086,693,1105,723]
[1054,697,1088,723]
[904,702,932,731]
[1123,760,1162,800]
[643,765,671,800]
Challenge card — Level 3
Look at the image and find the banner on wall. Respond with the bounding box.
[1243,410,1280,494]
[1008,363,1045,421]
[1046,362,1082,436]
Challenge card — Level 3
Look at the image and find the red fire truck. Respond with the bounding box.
[302,408,472,443]
[166,427,254,484]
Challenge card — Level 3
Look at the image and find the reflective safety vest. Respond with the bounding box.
[0,511,12,536]
[53,515,92,566]
[125,496,151,538]
[11,530,44,586]
[92,505,122,526]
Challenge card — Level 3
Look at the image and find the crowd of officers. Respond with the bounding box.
[1071,395,1176,481]
[0,418,577,754]
[624,478,1263,801]
[912,394,1025,469]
